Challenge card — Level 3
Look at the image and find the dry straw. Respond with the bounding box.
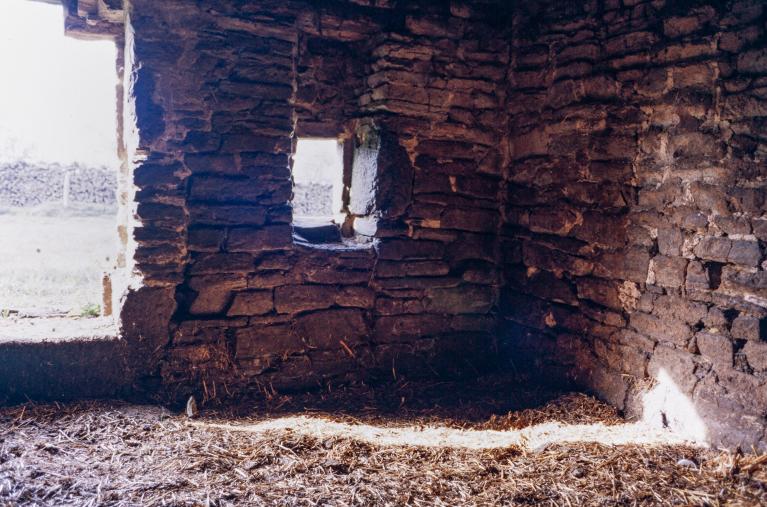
[0,378,765,506]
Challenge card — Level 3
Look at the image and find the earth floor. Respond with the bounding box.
[0,376,765,506]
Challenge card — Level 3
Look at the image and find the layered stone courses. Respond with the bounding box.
[120,0,506,401]
[38,0,767,451]
[501,0,767,450]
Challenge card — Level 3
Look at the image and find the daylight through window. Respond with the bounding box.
[291,138,346,243]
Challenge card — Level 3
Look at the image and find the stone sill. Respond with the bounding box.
[0,316,118,344]
[294,236,376,252]
[292,217,378,252]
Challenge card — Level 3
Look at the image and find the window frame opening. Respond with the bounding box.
[290,137,347,244]
[289,125,382,250]
[290,135,372,249]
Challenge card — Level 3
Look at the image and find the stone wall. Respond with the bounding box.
[292,183,333,217]
[32,0,765,451]
[0,162,116,208]
[501,0,767,450]
[119,0,508,402]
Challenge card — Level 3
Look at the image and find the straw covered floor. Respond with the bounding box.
[0,376,765,506]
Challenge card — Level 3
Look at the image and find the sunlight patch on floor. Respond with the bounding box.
[197,415,704,451]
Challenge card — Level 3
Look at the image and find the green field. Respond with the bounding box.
[0,213,117,315]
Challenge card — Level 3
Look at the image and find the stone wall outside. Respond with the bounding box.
[0,162,116,208]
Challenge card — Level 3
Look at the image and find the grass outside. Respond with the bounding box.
[0,211,116,315]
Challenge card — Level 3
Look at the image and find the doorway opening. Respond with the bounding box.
[0,0,120,337]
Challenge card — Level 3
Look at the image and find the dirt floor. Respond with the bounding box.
[0,377,765,506]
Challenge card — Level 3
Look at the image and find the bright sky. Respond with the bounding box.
[292,139,343,184]
[293,138,344,218]
[0,0,119,167]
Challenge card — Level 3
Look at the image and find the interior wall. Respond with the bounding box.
[119,0,510,402]
[500,0,767,450]
[11,0,764,452]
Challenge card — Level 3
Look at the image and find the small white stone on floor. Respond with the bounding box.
[186,396,199,418]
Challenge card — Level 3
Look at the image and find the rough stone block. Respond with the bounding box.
[184,153,238,174]
[523,242,593,277]
[576,277,622,310]
[657,227,684,256]
[685,260,710,291]
[671,63,714,89]
[528,208,580,236]
[228,290,274,316]
[511,130,548,159]
[594,248,650,283]
[294,309,368,349]
[651,295,709,326]
[274,285,337,314]
[377,240,444,260]
[376,260,450,278]
[732,315,767,341]
[696,332,733,371]
[721,266,767,299]
[228,225,292,253]
[189,204,268,226]
[752,219,767,241]
[744,340,767,371]
[334,287,375,309]
[631,312,691,347]
[441,208,498,233]
[235,325,304,359]
[693,236,731,263]
[737,48,767,74]
[727,240,762,267]
[647,344,698,394]
[424,285,494,314]
[190,253,254,275]
[188,227,225,252]
[649,255,688,288]
[136,202,186,226]
[525,270,577,306]
[174,319,245,346]
[374,315,448,342]
[189,175,278,203]
[375,298,424,316]
[188,276,247,315]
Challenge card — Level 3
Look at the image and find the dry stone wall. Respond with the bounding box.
[120,0,508,402]
[42,0,766,450]
[501,0,767,450]
[0,162,116,208]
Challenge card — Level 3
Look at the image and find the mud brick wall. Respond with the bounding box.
[501,0,767,450]
[119,0,508,401]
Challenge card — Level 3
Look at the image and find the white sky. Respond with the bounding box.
[0,0,119,167]
[292,139,342,184]
[293,138,344,218]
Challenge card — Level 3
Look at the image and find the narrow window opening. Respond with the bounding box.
[0,0,120,337]
[291,138,346,244]
[291,131,381,249]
